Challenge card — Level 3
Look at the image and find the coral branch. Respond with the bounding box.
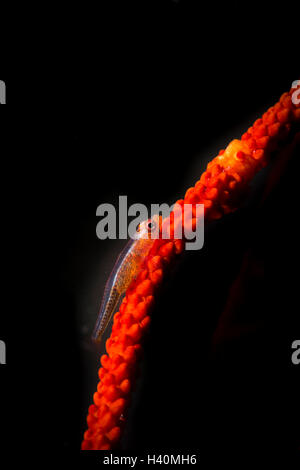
[81,84,300,450]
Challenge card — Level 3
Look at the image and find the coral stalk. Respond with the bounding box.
[81,84,300,450]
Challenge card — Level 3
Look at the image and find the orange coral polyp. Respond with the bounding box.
[81,84,300,450]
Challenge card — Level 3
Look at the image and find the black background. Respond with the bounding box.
[1,0,299,462]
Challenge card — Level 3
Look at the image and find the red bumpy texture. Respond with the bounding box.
[81,83,300,450]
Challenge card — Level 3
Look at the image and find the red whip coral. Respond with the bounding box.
[81,84,300,450]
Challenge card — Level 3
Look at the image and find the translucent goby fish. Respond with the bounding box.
[92,215,160,343]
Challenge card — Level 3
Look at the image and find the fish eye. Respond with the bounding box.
[147,221,155,230]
